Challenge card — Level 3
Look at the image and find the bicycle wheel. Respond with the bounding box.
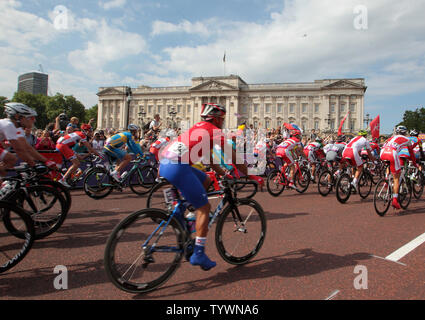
[399,178,412,210]
[318,170,333,197]
[336,173,352,204]
[412,172,424,200]
[104,208,185,294]
[295,167,310,194]
[128,165,158,196]
[358,172,373,199]
[215,198,266,265]
[83,167,114,199]
[15,185,67,240]
[39,179,72,214]
[146,180,172,210]
[266,169,285,197]
[0,201,35,273]
[373,178,392,217]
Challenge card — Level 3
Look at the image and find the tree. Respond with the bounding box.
[85,104,98,128]
[398,108,425,132]
[46,93,86,125]
[12,91,49,129]
[0,96,9,118]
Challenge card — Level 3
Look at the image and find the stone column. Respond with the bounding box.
[295,97,301,125]
[322,95,330,132]
[284,96,289,123]
[97,100,104,129]
[120,99,127,130]
[271,97,277,128]
[308,96,314,130]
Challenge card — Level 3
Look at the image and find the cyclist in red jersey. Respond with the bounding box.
[159,103,263,270]
[56,124,102,187]
[303,137,325,183]
[275,130,304,189]
[342,130,376,191]
[380,126,418,209]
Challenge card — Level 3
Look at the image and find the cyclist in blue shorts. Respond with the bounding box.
[103,124,143,181]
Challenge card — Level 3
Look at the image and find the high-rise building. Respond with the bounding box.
[18,72,48,95]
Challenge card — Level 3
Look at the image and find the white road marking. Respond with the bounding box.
[385,232,425,263]
[370,255,407,266]
[325,290,340,300]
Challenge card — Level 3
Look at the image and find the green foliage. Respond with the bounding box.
[85,104,98,128]
[3,91,93,130]
[0,96,8,118]
[398,108,425,132]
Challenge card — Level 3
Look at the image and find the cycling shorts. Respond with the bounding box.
[342,147,362,167]
[380,147,401,174]
[159,161,208,209]
[326,151,340,163]
[304,150,317,163]
[56,144,77,161]
[103,145,126,160]
[276,147,294,165]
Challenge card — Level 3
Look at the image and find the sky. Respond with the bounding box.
[1,0,424,133]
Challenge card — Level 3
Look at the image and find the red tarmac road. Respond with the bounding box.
[1,185,424,300]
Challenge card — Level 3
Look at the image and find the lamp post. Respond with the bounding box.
[325,113,333,133]
[169,106,177,129]
[363,113,371,129]
[125,86,132,129]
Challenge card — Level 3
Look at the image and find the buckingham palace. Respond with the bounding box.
[96,75,366,133]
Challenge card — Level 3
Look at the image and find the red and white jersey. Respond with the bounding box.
[305,142,321,152]
[382,135,413,153]
[277,137,301,152]
[56,131,87,147]
[345,136,371,151]
[0,118,25,142]
[150,137,170,150]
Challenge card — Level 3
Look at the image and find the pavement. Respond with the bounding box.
[1,184,424,300]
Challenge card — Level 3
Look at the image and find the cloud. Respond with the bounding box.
[151,19,211,37]
[149,0,425,100]
[68,19,147,77]
[99,0,127,10]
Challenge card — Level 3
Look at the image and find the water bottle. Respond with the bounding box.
[186,212,196,233]
[121,171,128,180]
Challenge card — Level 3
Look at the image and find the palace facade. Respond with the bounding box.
[97,75,366,133]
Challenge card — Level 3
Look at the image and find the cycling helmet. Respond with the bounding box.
[200,103,226,120]
[128,124,140,131]
[396,125,408,135]
[81,124,92,131]
[5,102,37,118]
[410,129,419,137]
[358,130,368,136]
[315,137,323,143]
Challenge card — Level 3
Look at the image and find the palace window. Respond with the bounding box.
[302,103,308,113]
[254,104,259,113]
[265,104,271,113]
[277,104,283,113]
[314,104,320,113]
[350,103,356,112]
[289,104,295,113]
[330,104,335,113]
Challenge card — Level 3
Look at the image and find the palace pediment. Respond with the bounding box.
[97,87,124,96]
[322,80,365,89]
[189,80,238,91]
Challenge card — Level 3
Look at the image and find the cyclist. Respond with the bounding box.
[380,126,418,209]
[0,102,57,176]
[56,123,102,187]
[342,130,376,192]
[149,130,174,163]
[303,137,325,183]
[159,103,263,271]
[103,124,144,181]
[275,129,304,190]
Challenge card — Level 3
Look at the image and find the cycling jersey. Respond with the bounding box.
[304,142,324,163]
[342,136,371,167]
[324,143,345,162]
[276,137,301,165]
[104,131,143,160]
[56,131,87,161]
[159,121,226,210]
[398,137,421,159]
[0,119,25,161]
[381,135,416,174]
[160,121,225,165]
[149,137,170,161]
[212,139,236,170]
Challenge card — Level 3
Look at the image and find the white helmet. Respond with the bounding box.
[127,124,140,131]
[5,102,37,118]
[166,130,176,138]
